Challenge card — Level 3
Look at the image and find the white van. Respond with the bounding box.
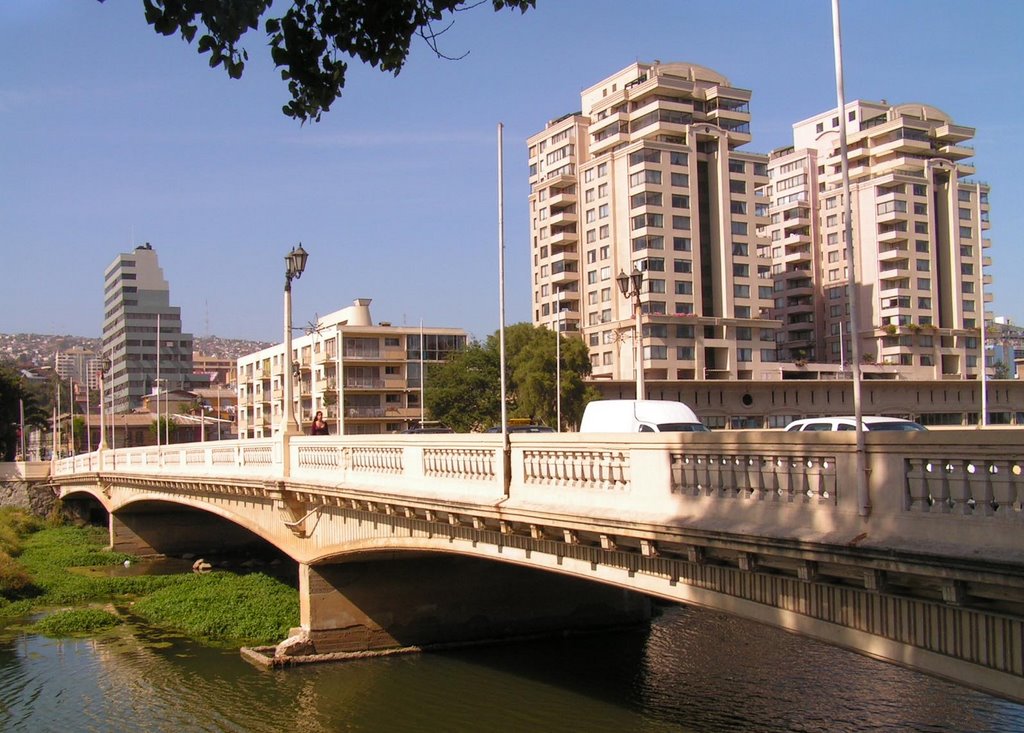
[579,400,709,433]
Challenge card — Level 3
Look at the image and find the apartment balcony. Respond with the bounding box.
[933,122,974,143]
[344,378,386,390]
[783,247,812,266]
[937,143,974,160]
[315,351,337,365]
[879,285,913,300]
[548,228,578,247]
[770,195,809,214]
[871,134,931,158]
[780,209,811,227]
[780,332,815,348]
[549,248,579,269]
[540,166,576,187]
[547,188,577,208]
[272,388,284,401]
[956,161,976,177]
[876,208,907,225]
[548,208,578,227]
[254,367,270,380]
[549,265,580,286]
[878,245,908,262]
[781,231,811,247]
[879,262,910,278]
[877,227,909,244]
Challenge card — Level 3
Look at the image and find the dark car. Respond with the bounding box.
[484,424,555,433]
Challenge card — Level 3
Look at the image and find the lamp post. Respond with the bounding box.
[554,291,565,432]
[617,267,646,400]
[280,244,309,438]
[98,355,111,450]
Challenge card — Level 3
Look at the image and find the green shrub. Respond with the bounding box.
[132,572,299,645]
[32,608,122,637]
[0,524,21,557]
[0,507,42,537]
[0,550,33,597]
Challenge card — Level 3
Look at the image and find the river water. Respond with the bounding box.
[1,603,1021,733]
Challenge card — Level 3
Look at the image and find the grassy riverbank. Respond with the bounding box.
[0,509,298,645]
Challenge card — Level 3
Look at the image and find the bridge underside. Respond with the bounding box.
[301,553,652,654]
[110,501,278,559]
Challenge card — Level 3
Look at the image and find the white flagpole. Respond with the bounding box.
[832,0,870,516]
[497,123,509,451]
[977,183,987,426]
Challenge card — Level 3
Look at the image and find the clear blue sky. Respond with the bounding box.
[2,1,1022,344]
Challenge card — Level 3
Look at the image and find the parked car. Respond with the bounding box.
[784,416,927,432]
[579,399,709,433]
[484,424,555,433]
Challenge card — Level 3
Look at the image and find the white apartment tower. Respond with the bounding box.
[236,299,467,437]
[765,101,991,377]
[528,62,779,383]
[102,244,197,412]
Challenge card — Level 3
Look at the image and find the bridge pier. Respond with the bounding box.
[298,554,651,654]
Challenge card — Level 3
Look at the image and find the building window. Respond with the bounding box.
[673,237,692,252]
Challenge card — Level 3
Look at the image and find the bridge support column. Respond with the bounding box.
[298,555,650,655]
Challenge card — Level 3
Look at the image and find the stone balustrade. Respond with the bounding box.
[51,429,1024,563]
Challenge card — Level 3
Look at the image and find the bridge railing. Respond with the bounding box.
[51,429,1024,562]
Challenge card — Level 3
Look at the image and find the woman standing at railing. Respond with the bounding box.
[310,411,329,436]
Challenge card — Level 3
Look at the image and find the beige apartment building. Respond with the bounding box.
[236,299,467,437]
[528,61,780,383]
[765,101,991,379]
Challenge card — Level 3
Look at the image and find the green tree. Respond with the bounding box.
[0,363,49,461]
[150,416,179,443]
[116,0,539,122]
[426,323,596,432]
[426,342,501,433]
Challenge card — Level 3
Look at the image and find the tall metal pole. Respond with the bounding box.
[833,0,870,516]
[156,313,161,450]
[420,320,425,427]
[98,363,107,450]
[282,279,298,435]
[555,300,562,432]
[68,376,75,456]
[497,123,509,450]
[19,399,25,460]
[634,291,644,400]
[977,182,987,426]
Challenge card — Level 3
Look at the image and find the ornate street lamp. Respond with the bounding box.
[617,267,646,399]
[98,355,112,450]
[281,244,308,438]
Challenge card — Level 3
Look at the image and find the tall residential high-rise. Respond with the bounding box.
[765,101,991,377]
[528,62,779,384]
[102,243,197,412]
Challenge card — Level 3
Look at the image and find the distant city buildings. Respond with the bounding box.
[54,346,101,389]
[235,299,467,437]
[528,61,993,383]
[101,243,198,412]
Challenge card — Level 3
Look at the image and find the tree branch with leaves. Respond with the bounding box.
[113,0,538,121]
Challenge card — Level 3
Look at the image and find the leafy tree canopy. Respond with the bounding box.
[425,323,598,432]
[117,0,538,122]
[0,363,50,461]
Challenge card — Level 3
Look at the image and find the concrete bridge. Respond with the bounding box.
[46,429,1024,702]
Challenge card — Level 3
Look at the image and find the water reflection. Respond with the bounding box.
[0,604,1020,732]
